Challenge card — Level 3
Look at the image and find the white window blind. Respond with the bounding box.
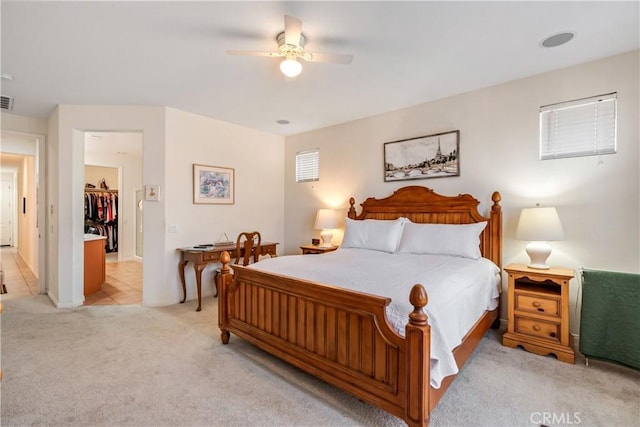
[540,92,617,160]
[296,149,319,183]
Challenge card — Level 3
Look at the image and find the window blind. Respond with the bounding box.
[296,149,319,182]
[540,92,617,160]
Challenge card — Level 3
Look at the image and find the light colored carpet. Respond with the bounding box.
[1,295,638,426]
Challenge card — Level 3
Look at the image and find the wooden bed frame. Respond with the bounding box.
[217,186,502,426]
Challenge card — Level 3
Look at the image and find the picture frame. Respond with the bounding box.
[383,130,460,182]
[193,164,235,205]
[145,184,160,201]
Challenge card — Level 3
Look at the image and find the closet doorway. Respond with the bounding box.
[84,131,143,305]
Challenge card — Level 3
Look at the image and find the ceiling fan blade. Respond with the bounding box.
[284,15,302,46]
[226,50,282,58]
[304,52,353,65]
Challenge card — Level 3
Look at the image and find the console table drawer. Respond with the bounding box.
[261,245,278,257]
[202,252,222,262]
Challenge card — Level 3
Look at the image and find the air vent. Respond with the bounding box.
[1,95,15,110]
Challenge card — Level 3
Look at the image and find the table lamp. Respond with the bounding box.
[314,209,338,247]
[516,205,565,269]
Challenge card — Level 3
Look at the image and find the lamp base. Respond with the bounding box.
[525,241,552,270]
[527,263,551,270]
[319,230,333,248]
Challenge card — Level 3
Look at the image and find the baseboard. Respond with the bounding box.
[50,291,84,308]
[498,317,508,330]
[16,251,38,279]
[571,333,580,353]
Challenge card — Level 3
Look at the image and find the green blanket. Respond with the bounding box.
[580,268,639,369]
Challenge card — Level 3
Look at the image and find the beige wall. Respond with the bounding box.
[165,108,285,303]
[50,105,166,307]
[1,113,48,135]
[284,50,640,334]
[4,106,285,308]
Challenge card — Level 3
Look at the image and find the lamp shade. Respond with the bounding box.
[314,209,338,230]
[516,207,565,242]
[314,209,338,247]
[516,206,564,269]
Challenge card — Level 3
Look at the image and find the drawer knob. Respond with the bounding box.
[532,301,545,312]
[532,324,541,331]
[550,332,557,338]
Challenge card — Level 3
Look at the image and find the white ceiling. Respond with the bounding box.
[1,1,638,136]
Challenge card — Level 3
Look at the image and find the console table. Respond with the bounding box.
[177,242,278,311]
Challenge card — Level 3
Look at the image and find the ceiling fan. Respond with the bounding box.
[227,15,353,77]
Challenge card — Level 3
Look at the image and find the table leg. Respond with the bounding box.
[178,260,188,303]
[194,263,205,312]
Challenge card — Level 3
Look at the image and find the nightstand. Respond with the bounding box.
[300,245,339,255]
[502,263,575,363]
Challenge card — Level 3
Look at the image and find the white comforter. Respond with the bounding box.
[250,248,500,388]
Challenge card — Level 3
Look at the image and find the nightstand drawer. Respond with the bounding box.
[515,316,560,341]
[515,292,560,317]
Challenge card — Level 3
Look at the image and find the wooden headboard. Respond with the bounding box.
[347,186,503,268]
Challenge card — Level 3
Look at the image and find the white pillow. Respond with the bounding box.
[397,221,487,259]
[341,217,406,253]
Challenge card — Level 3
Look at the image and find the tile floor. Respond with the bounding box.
[0,247,142,305]
[0,246,38,301]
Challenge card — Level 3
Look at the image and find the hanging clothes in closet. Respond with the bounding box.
[84,190,119,253]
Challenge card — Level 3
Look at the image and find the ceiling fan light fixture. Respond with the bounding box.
[280,57,302,77]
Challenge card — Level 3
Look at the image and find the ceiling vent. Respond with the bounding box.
[1,95,15,110]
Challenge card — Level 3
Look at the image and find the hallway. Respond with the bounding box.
[0,247,38,300]
[0,247,141,305]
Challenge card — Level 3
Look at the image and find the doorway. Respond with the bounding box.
[0,131,44,297]
[84,131,143,305]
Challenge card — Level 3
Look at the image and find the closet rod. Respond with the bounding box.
[84,189,119,194]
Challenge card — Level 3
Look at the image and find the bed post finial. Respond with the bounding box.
[348,197,357,219]
[405,284,430,427]
[220,251,231,274]
[408,285,428,326]
[491,191,501,210]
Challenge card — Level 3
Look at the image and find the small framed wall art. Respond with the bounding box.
[193,164,235,205]
[145,184,160,201]
[383,130,460,182]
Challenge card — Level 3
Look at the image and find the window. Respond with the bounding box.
[295,149,319,183]
[540,92,617,160]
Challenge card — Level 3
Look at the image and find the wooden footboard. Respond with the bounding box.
[218,252,432,426]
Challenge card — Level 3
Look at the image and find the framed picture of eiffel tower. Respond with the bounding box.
[383,130,460,182]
